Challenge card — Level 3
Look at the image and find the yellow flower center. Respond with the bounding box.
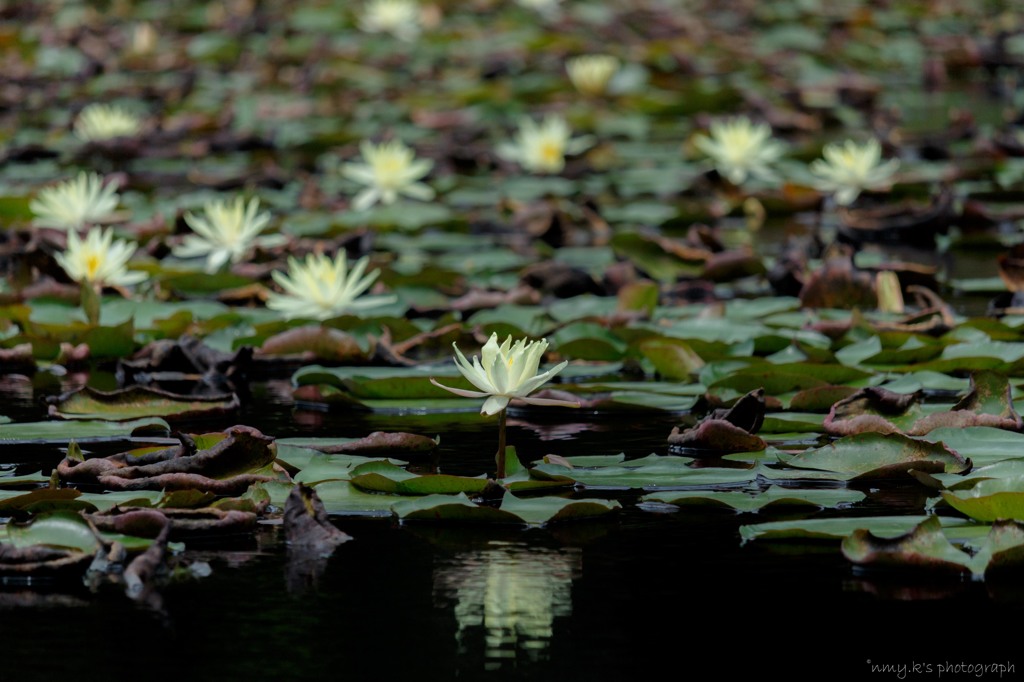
[85,253,102,280]
[539,141,562,166]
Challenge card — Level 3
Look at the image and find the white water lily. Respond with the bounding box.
[30,172,120,231]
[173,197,273,273]
[431,334,579,415]
[266,252,395,320]
[810,138,900,205]
[497,115,592,174]
[515,0,560,17]
[55,227,146,287]
[342,140,435,211]
[358,0,422,41]
[566,55,620,96]
[74,104,142,142]
[694,116,785,185]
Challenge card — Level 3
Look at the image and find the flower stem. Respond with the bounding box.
[496,408,507,479]
[81,281,101,326]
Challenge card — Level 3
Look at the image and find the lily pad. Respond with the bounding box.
[841,516,972,574]
[643,486,865,512]
[740,515,976,543]
[49,386,239,422]
[783,432,970,480]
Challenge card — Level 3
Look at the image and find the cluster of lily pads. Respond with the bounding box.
[3,0,1024,598]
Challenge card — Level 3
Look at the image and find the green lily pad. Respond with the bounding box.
[841,516,972,574]
[350,461,489,495]
[392,492,620,525]
[740,515,976,543]
[0,418,171,442]
[5,510,102,553]
[532,459,759,490]
[942,476,1024,522]
[49,386,239,421]
[783,432,970,479]
[643,485,865,512]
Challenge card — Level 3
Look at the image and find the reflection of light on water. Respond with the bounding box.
[433,541,581,670]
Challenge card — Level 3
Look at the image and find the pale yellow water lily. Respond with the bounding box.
[497,115,593,174]
[810,138,900,205]
[515,0,560,16]
[694,116,785,185]
[341,140,434,211]
[30,172,120,231]
[173,197,274,273]
[431,334,579,415]
[55,227,146,287]
[266,252,395,320]
[566,55,620,96]
[358,0,422,41]
[74,104,142,142]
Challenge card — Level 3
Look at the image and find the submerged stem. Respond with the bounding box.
[496,408,507,479]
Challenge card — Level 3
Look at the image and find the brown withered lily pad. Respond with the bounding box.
[825,372,1022,436]
[837,187,954,245]
[119,335,251,395]
[0,544,95,577]
[284,484,352,592]
[257,326,368,363]
[668,389,766,455]
[57,425,280,495]
[48,385,239,422]
[798,248,877,310]
[87,507,257,540]
[0,343,36,374]
[310,432,438,456]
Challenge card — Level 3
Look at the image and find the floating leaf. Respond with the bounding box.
[941,476,1024,522]
[350,461,488,496]
[49,386,239,422]
[783,432,970,480]
[5,511,101,553]
[841,516,972,574]
[740,515,976,543]
[644,486,865,512]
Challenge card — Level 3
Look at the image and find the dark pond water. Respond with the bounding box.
[1,379,1023,682]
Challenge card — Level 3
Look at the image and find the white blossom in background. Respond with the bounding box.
[515,0,561,18]
[74,104,142,142]
[55,227,146,287]
[173,197,277,273]
[358,0,423,41]
[694,116,785,185]
[341,140,435,211]
[30,172,120,231]
[810,138,900,205]
[566,55,620,96]
[266,252,395,320]
[497,115,592,174]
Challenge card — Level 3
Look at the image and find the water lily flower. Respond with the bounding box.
[431,334,579,416]
[266,252,395,320]
[497,115,593,174]
[74,104,142,142]
[358,0,422,41]
[341,140,435,211]
[694,116,785,185]
[55,227,146,287]
[810,138,900,205]
[30,172,120,231]
[173,197,273,273]
[515,0,560,17]
[566,55,620,97]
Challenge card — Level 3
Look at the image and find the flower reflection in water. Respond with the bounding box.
[433,541,581,670]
